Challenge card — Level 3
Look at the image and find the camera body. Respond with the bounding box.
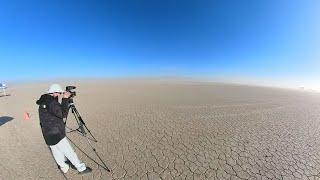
[66,86,76,98]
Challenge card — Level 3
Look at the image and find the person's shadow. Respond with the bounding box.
[0,116,14,126]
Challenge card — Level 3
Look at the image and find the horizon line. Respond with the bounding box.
[3,76,319,93]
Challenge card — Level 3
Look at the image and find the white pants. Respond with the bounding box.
[49,137,86,172]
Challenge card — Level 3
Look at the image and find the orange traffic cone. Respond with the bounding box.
[23,111,30,121]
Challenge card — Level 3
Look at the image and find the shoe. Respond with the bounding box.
[78,167,92,175]
[60,165,70,174]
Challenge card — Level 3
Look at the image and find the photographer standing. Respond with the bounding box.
[36,84,92,174]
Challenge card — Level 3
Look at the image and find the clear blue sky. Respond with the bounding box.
[0,0,319,87]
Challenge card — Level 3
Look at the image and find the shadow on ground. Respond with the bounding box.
[0,116,14,126]
[0,94,11,97]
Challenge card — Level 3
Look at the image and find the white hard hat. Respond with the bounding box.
[47,84,64,94]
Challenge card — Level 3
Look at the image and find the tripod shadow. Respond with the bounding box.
[47,147,68,180]
[0,116,14,126]
[66,136,111,172]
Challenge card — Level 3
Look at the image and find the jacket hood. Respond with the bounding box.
[36,94,57,105]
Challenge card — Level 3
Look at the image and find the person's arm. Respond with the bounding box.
[47,92,71,119]
[48,100,64,119]
[60,92,71,118]
[61,98,70,118]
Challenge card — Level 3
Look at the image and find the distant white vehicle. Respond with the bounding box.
[0,83,8,96]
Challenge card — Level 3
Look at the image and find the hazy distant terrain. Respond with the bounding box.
[1,80,320,179]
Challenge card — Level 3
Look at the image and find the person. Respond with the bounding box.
[36,84,92,174]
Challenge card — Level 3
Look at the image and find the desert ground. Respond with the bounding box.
[1,79,320,180]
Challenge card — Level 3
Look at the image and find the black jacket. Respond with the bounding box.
[36,94,70,145]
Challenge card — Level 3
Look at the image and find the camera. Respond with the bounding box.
[66,86,76,98]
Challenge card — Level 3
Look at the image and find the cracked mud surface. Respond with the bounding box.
[1,81,320,179]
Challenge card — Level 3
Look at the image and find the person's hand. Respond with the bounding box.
[63,91,71,98]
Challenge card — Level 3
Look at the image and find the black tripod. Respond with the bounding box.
[65,99,110,172]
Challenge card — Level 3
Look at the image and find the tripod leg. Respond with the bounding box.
[66,104,110,172]
[84,136,110,172]
[72,107,98,142]
[82,123,97,142]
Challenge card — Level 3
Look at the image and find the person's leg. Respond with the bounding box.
[56,137,87,172]
[49,144,69,173]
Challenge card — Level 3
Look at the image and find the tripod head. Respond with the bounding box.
[68,98,74,105]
